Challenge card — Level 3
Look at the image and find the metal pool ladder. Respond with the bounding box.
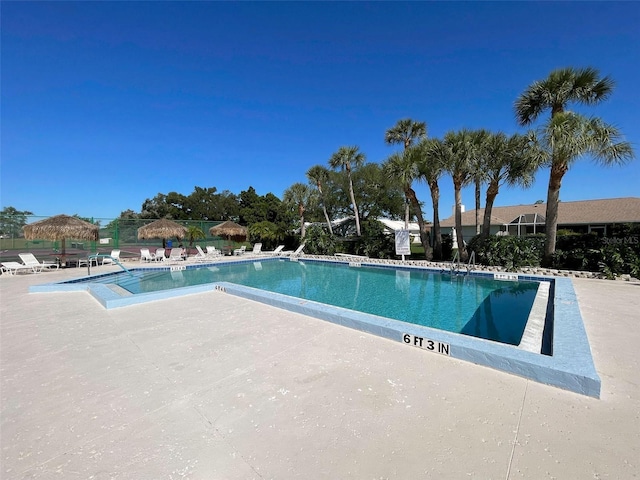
[449,250,476,275]
[86,254,133,276]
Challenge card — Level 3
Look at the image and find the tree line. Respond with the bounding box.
[3,67,634,266]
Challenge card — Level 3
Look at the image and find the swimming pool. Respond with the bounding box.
[71,259,540,346]
[30,258,601,397]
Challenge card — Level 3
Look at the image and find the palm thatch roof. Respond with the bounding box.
[137,218,188,240]
[209,221,247,241]
[23,214,99,241]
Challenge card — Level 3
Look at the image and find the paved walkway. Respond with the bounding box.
[1,266,638,479]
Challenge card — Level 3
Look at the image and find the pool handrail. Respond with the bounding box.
[86,254,133,276]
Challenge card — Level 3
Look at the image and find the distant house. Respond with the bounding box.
[440,197,640,243]
[331,217,426,243]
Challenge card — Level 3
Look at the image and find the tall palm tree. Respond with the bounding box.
[480,132,543,240]
[414,138,446,260]
[328,146,366,236]
[515,67,614,124]
[383,151,431,258]
[515,67,634,263]
[283,183,315,239]
[534,113,633,259]
[468,129,492,235]
[442,129,478,260]
[385,118,427,150]
[306,165,333,235]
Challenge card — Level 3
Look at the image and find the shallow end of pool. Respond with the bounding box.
[217,277,600,398]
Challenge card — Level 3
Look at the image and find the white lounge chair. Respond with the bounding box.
[262,245,285,256]
[248,243,262,255]
[18,253,59,271]
[206,246,222,257]
[101,249,121,265]
[281,244,305,257]
[153,248,166,262]
[1,262,36,275]
[194,245,208,261]
[168,248,184,262]
[233,245,247,256]
[140,248,155,262]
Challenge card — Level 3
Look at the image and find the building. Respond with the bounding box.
[330,217,427,243]
[440,197,640,243]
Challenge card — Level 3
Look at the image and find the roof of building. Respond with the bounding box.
[440,197,640,228]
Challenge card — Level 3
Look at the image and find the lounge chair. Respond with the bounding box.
[101,249,121,265]
[206,246,222,257]
[153,248,166,262]
[262,245,285,256]
[1,262,36,275]
[194,245,208,261]
[168,248,184,262]
[248,243,262,255]
[18,253,59,271]
[280,244,305,257]
[140,248,155,262]
[233,245,247,256]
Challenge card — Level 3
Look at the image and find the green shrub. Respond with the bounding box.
[467,225,640,278]
[352,220,396,259]
[304,225,338,255]
[468,234,544,271]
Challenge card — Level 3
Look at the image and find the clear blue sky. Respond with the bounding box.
[2,1,638,221]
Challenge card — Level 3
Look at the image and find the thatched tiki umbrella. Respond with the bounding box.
[209,221,247,250]
[137,218,188,248]
[23,214,99,263]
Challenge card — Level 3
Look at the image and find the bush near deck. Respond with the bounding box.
[468,224,640,278]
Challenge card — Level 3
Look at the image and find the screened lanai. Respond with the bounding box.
[504,213,546,236]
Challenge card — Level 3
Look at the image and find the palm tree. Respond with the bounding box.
[283,183,315,239]
[534,113,633,260]
[468,130,491,235]
[306,165,333,235]
[480,132,543,240]
[515,67,634,263]
[515,67,614,124]
[328,146,366,236]
[185,225,205,251]
[442,130,478,260]
[414,138,446,260]
[385,118,427,150]
[383,151,431,258]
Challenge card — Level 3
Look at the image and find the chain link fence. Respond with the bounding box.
[0,216,238,263]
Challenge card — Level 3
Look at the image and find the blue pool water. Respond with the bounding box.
[75,259,540,345]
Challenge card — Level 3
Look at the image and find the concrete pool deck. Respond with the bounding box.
[1,266,639,478]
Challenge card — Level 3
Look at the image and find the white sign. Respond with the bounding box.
[403,333,450,356]
[395,229,411,256]
[494,272,519,281]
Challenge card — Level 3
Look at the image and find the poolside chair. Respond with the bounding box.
[140,248,155,262]
[233,245,247,256]
[153,248,166,262]
[262,245,285,256]
[248,243,262,255]
[77,256,95,268]
[168,248,184,262]
[280,244,305,257]
[194,245,208,261]
[101,249,121,265]
[206,246,222,257]
[18,253,59,271]
[1,262,36,275]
